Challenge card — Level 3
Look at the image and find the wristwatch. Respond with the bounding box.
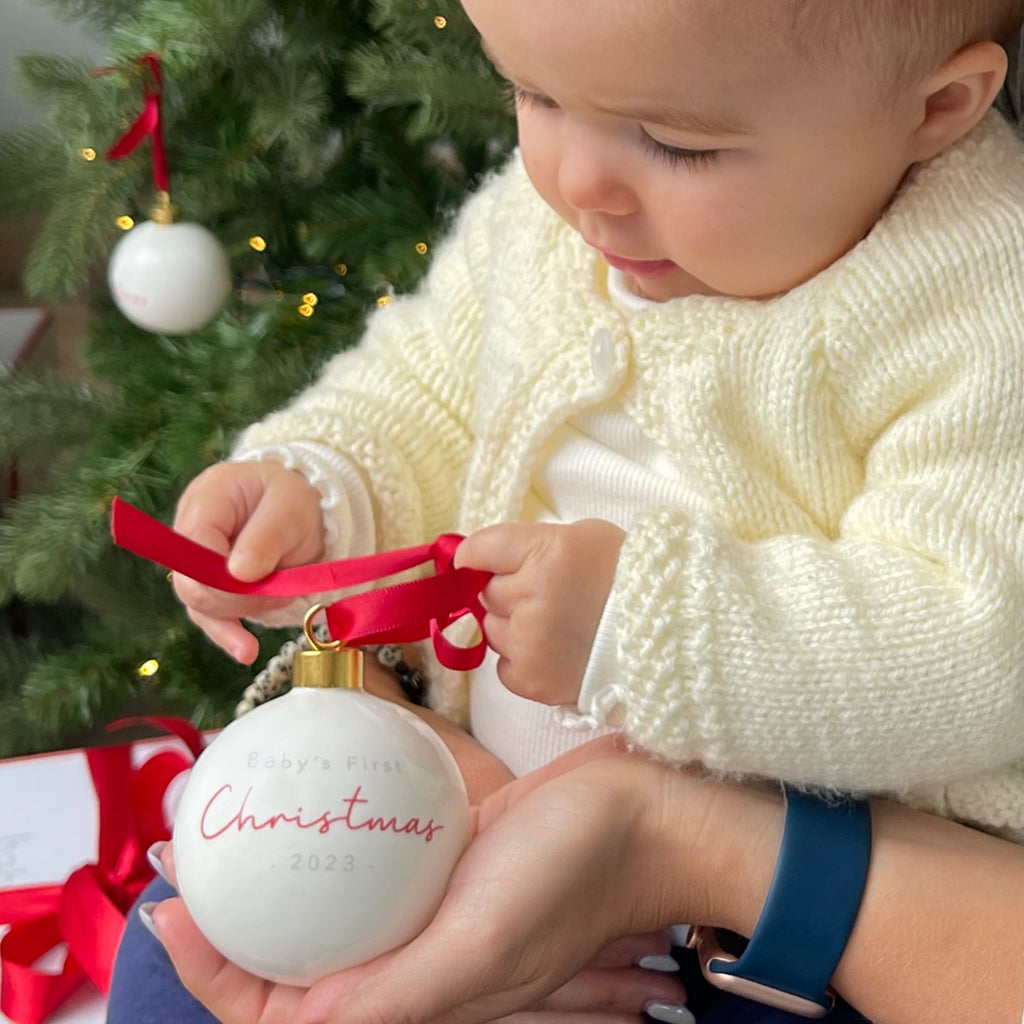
[685,787,872,1018]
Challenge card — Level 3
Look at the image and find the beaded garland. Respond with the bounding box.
[237,633,427,717]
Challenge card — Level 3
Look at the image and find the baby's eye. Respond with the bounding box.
[641,131,719,170]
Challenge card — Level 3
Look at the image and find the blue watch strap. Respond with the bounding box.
[708,788,872,1013]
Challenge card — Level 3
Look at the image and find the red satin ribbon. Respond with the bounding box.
[109,497,492,671]
[0,719,203,1024]
[105,53,169,193]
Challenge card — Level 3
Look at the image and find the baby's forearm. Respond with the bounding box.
[613,513,1024,801]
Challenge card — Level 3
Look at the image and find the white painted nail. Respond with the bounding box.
[637,953,680,972]
[645,1001,696,1024]
[138,901,163,943]
[665,923,693,947]
[146,841,171,884]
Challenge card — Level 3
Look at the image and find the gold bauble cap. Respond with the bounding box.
[293,605,363,690]
[150,190,175,225]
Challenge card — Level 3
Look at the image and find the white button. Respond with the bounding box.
[590,327,614,382]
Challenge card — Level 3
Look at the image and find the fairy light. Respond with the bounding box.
[302,292,319,306]
[298,303,315,318]
[249,236,268,252]
[415,242,429,255]
[335,263,348,276]
[377,295,392,308]
[116,215,135,230]
[80,147,97,162]
[138,658,160,678]
[434,15,447,28]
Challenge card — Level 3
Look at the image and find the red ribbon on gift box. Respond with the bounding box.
[109,497,492,671]
[0,718,204,1024]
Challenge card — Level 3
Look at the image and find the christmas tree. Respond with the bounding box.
[0,0,514,756]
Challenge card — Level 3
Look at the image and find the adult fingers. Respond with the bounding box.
[296,912,541,1024]
[530,966,685,1014]
[151,897,306,1024]
[296,852,605,1024]
[154,839,178,889]
[494,1014,642,1024]
[593,933,676,969]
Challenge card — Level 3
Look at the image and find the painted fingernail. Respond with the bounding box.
[637,953,680,972]
[666,923,693,947]
[146,841,171,883]
[138,902,163,943]
[645,1002,696,1024]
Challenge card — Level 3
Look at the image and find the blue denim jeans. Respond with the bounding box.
[107,878,873,1024]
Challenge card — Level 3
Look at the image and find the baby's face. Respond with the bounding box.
[462,0,924,301]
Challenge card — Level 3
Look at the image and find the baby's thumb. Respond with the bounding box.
[227,543,275,581]
[453,524,520,574]
[226,487,306,580]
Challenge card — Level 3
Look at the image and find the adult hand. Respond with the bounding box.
[362,653,516,805]
[148,735,691,1024]
[171,460,326,663]
[454,520,626,705]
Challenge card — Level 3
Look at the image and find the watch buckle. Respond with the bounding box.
[685,925,832,1019]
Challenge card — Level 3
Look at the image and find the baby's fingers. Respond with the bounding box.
[182,601,262,664]
[227,476,321,580]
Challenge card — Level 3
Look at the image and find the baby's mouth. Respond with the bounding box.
[600,251,677,278]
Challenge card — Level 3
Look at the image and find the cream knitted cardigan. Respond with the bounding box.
[235,111,1024,840]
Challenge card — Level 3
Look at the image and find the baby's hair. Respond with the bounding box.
[790,0,1024,89]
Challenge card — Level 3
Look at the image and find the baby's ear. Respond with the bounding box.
[909,41,1009,161]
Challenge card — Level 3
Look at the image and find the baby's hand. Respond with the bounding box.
[454,520,625,706]
[171,460,326,663]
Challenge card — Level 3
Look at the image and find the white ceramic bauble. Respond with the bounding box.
[108,220,231,334]
[172,672,470,986]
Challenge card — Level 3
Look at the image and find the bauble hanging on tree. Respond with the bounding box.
[105,53,231,335]
[108,192,231,335]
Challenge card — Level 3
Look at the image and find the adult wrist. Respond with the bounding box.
[636,762,785,936]
[687,789,872,1016]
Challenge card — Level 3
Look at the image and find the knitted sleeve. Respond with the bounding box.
[231,163,509,555]
[604,142,1024,803]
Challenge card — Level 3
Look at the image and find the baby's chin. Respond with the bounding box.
[631,263,819,303]
[627,266,725,303]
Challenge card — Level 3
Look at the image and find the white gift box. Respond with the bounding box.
[0,733,201,1024]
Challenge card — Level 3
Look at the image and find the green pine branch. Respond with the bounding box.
[0,0,513,753]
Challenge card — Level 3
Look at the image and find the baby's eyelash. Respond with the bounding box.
[507,83,558,110]
[640,132,719,170]
[507,82,720,171]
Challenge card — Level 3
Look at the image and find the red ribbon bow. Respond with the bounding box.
[105,53,169,193]
[109,498,492,671]
[0,719,203,1024]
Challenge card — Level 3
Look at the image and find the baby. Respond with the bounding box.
[173,0,1024,837]
[115,2,1024,1023]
